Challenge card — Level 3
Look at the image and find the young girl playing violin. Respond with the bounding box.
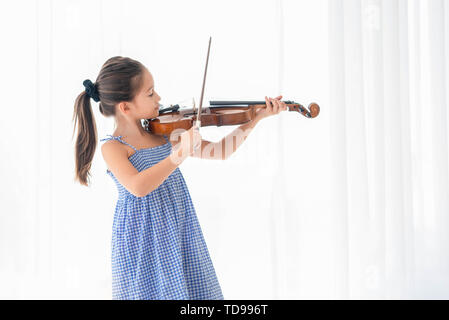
[72,56,287,300]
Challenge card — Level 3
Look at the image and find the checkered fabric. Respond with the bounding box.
[100,134,224,300]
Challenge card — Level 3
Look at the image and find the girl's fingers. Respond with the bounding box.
[263,95,287,116]
[272,98,279,113]
[266,96,287,114]
[270,98,275,113]
[265,96,272,113]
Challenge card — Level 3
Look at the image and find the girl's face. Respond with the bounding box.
[129,68,161,119]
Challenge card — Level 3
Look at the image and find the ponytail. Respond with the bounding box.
[72,90,98,186]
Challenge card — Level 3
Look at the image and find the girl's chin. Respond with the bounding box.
[146,111,159,119]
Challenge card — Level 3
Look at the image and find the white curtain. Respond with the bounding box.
[329,0,449,299]
[0,0,448,299]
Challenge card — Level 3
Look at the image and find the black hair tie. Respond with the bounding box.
[83,79,100,102]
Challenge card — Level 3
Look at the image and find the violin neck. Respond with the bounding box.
[210,100,294,106]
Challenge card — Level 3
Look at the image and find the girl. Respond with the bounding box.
[72,56,286,300]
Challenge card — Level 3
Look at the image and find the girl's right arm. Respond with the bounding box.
[101,126,201,197]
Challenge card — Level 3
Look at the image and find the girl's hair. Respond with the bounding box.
[72,56,145,186]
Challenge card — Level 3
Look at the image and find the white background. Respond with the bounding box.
[0,0,448,299]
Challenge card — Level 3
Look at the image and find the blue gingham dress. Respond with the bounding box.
[100,134,224,300]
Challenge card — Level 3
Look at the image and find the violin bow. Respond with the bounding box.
[196,36,212,128]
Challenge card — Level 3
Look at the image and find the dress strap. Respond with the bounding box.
[100,135,138,152]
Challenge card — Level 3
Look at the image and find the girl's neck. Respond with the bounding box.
[113,116,147,138]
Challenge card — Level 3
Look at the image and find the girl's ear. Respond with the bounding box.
[117,101,130,114]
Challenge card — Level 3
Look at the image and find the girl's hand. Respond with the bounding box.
[170,126,202,165]
[255,95,288,121]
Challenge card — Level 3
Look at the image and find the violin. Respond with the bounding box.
[143,36,320,136]
[143,100,320,136]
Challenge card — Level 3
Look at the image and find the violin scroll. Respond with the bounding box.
[279,100,319,118]
[289,102,320,118]
[308,103,320,118]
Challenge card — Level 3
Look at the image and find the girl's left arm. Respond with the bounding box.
[191,95,287,160]
[192,116,260,160]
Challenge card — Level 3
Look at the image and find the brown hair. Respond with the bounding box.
[72,56,145,186]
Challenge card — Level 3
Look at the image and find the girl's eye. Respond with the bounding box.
[149,93,154,97]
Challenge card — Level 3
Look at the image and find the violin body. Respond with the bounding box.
[143,100,320,136]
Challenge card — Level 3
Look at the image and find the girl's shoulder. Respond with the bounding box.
[101,138,129,159]
[101,135,138,158]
